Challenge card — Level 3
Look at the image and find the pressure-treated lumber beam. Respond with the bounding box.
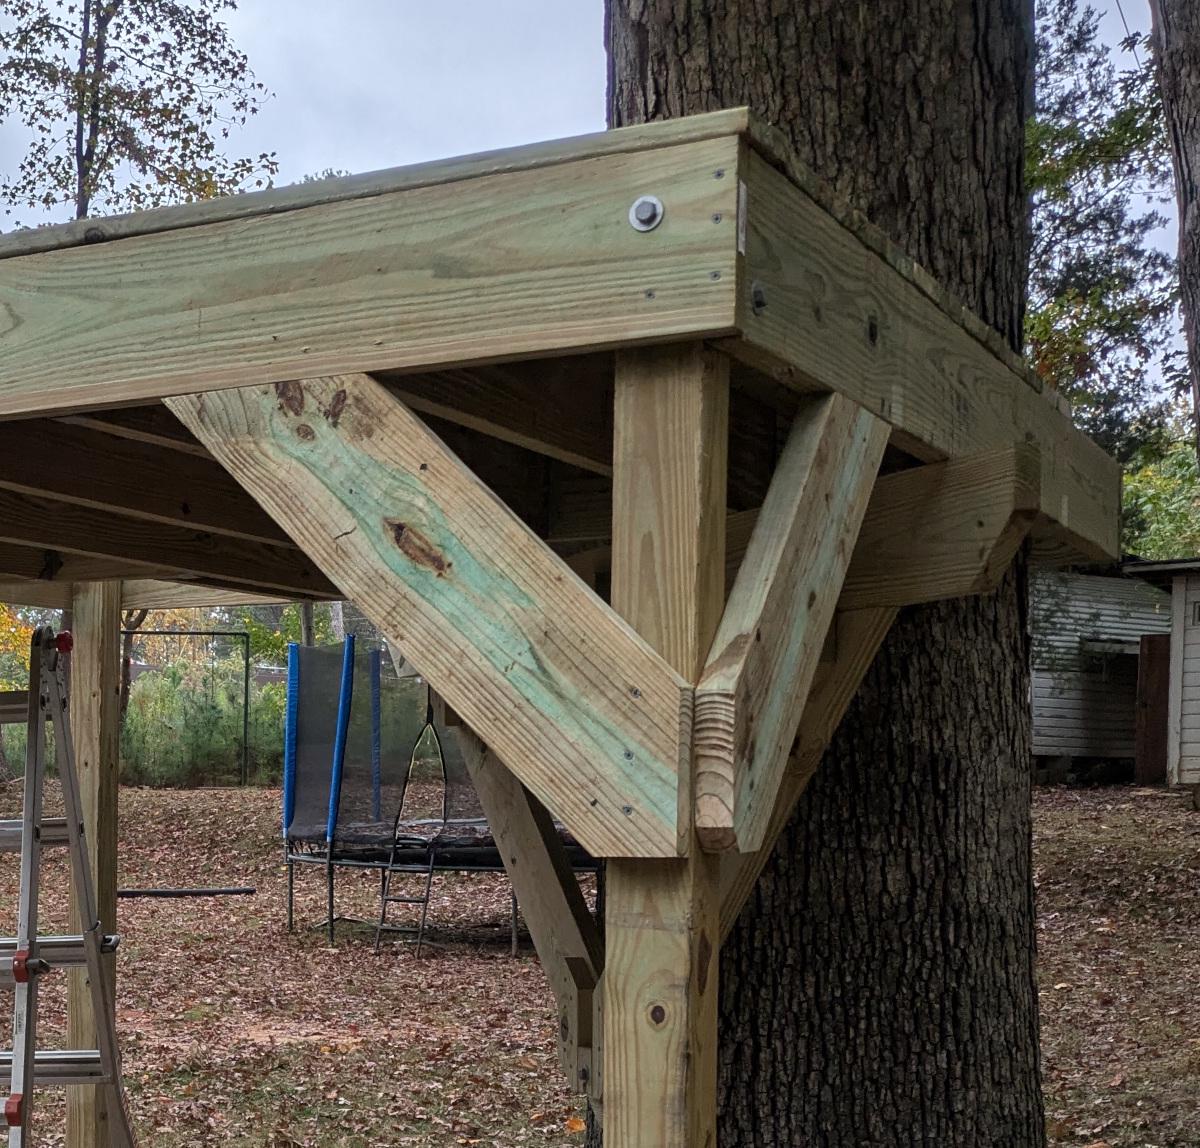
[119,580,294,611]
[66,581,122,1148]
[455,729,603,1095]
[732,144,1119,561]
[718,606,898,938]
[0,488,336,597]
[169,374,691,858]
[695,394,888,852]
[380,358,613,475]
[0,418,290,544]
[838,444,1041,607]
[604,343,726,1147]
[724,444,1044,606]
[0,136,738,416]
[0,545,181,588]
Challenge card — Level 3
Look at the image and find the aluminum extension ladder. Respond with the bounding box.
[0,628,136,1147]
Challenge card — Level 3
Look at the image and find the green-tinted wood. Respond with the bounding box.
[168,374,692,859]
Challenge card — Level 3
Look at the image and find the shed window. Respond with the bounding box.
[1192,600,1200,627]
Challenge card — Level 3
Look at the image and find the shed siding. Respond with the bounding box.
[1176,574,1200,784]
[1031,572,1171,759]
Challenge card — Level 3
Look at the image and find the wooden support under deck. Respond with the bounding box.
[455,730,603,1096]
[0,107,1129,1145]
[169,374,692,859]
[66,582,122,1148]
[604,343,726,1147]
[694,394,887,852]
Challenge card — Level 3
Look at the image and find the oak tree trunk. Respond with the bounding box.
[1151,0,1200,463]
[601,3,1044,1144]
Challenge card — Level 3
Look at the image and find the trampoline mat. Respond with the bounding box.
[287,816,596,869]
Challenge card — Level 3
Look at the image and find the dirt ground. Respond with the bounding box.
[1037,786,1200,1148]
[0,783,1197,1146]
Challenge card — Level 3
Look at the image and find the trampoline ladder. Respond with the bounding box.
[374,853,436,958]
[2,629,137,1148]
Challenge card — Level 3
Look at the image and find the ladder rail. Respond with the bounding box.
[8,637,47,1146]
[4,629,137,1148]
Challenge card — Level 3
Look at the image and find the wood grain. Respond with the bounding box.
[456,729,603,1096]
[734,146,1120,562]
[169,373,691,859]
[0,486,335,597]
[66,582,122,1147]
[0,139,738,417]
[0,418,289,544]
[695,394,888,852]
[604,343,725,1148]
[0,109,752,259]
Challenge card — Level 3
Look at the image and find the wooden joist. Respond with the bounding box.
[455,730,603,1096]
[694,394,887,852]
[168,374,691,859]
[0,487,335,598]
[0,109,1115,563]
[118,580,295,611]
[0,418,289,545]
[0,546,181,588]
[726,444,1044,608]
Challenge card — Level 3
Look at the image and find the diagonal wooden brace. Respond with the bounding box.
[694,394,889,852]
[454,729,603,1097]
[168,373,692,858]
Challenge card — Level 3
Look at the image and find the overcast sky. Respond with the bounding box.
[0,0,1175,259]
[222,2,606,184]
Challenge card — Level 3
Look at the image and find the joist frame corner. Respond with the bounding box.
[694,393,889,853]
[167,373,691,859]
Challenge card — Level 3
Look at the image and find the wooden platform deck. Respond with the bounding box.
[0,109,1120,1147]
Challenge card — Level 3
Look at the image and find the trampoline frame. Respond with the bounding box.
[282,637,598,950]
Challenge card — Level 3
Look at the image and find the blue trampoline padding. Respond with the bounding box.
[282,642,300,837]
[370,650,382,821]
[326,636,356,842]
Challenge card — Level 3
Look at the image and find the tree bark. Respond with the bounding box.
[1150,0,1200,464]
[601,3,1043,1144]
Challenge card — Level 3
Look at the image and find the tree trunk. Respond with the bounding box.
[600,3,1043,1144]
[1150,0,1200,464]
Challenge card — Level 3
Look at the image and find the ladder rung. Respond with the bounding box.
[0,818,69,852]
[0,934,120,988]
[0,1049,107,1085]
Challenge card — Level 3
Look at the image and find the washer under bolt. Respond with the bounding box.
[629,194,664,231]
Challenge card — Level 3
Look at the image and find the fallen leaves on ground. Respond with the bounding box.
[1037,785,1200,1148]
[0,783,587,1147]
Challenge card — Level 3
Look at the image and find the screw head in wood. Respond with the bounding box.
[629,195,664,232]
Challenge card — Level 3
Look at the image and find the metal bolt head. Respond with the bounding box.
[629,194,664,232]
[751,281,768,316]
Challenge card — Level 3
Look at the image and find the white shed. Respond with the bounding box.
[1124,558,1200,787]
[1031,570,1171,765]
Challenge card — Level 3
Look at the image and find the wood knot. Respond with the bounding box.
[295,424,315,441]
[385,519,450,575]
[274,380,305,416]
[324,388,348,427]
[649,1004,667,1026]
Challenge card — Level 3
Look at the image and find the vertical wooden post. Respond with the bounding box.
[66,581,122,1148]
[604,343,727,1147]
